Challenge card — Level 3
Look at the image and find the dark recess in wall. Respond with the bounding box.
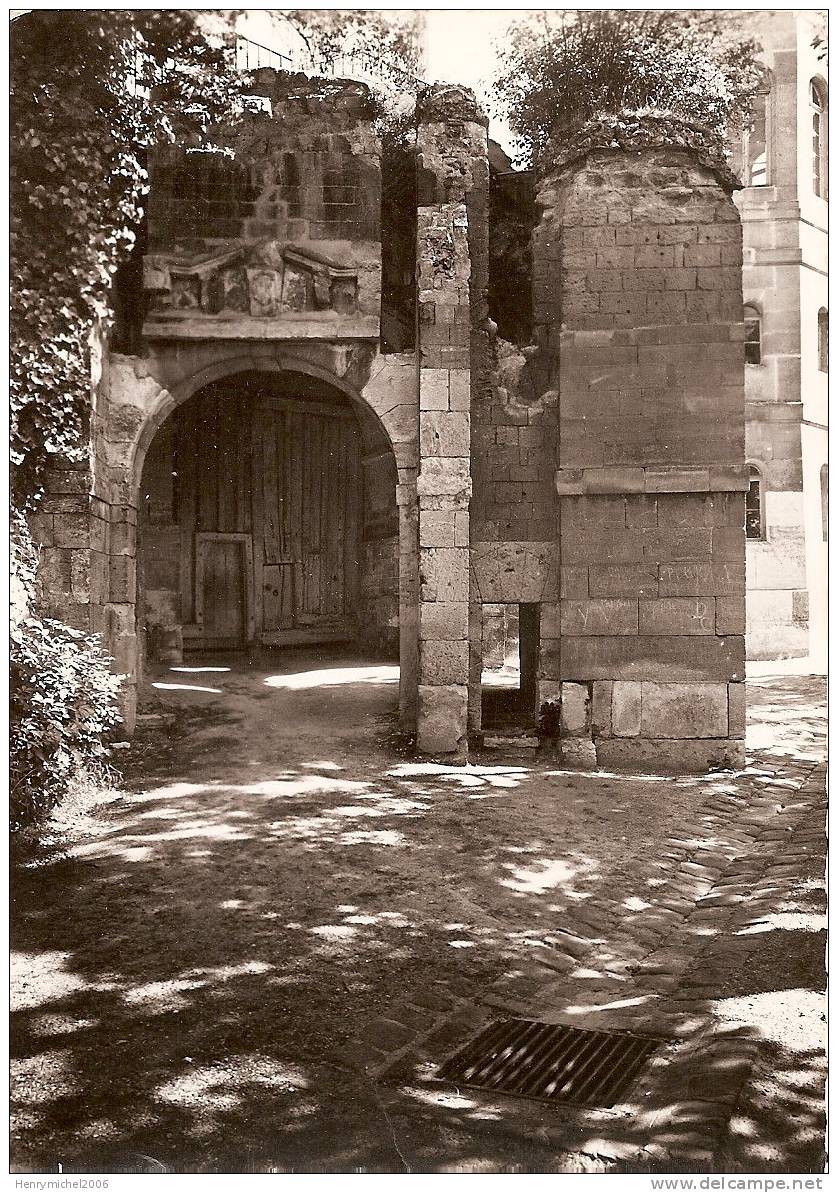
[488,148,534,346]
[380,140,417,353]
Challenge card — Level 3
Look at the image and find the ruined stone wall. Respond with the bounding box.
[144,72,381,335]
[414,87,487,754]
[28,325,140,730]
[539,147,747,771]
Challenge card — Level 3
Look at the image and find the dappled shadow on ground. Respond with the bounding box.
[10,658,827,1173]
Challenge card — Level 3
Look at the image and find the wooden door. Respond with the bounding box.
[195,533,253,648]
[257,398,361,644]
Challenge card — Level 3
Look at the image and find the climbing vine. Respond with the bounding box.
[10,10,244,505]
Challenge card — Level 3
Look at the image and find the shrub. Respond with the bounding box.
[10,515,122,832]
[492,11,762,166]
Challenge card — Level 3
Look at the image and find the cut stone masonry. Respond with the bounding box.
[30,76,747,771]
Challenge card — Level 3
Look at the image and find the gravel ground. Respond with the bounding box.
[10,649,826,1173]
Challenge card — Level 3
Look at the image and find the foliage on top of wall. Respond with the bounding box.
[546,111,743,191]
[491,10,763,168]
[10,10,244,506]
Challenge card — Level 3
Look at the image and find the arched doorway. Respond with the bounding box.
[137,369,398,660]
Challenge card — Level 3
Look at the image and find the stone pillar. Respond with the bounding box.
[414,86,487,755]
[540,143,747,772]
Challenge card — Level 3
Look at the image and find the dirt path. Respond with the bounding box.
[10,650,826,1173]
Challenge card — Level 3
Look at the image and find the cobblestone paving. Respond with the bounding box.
[11,665,826,1173]
[342,678,827,1173]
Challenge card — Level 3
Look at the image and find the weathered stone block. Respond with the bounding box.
[560,682,590,736]
[716,595,746,636]
[560,635,745,682]
[561,598,638,635]
[640,682,728,739]
[417,684,467,755]
[420,411,470,458]
[417,458,471,498]
[420,548,469,603]
[639,597,715,635]
[419,369,449,411]
[108,520,136,557]
[560,567,589,598]
[420,640,469,685]
[111,632,139,676]
[454,511,469,547]
[419,510,456,548]
[105,603,135,639]
[70,550,91,602]
[712,527,745,560]
[555,469,585,495]
[625,495,658,528]
[592,680,613,737]
[562,528,644,565]
[728,682,746,737]
[470,542,558,603]
[596,737,745,774]
[612,681,642,737]
[658,561,745,596]
[642,528,712,561]
[581,466,645,494]
[588,564,658,598]
[38,547,72,596]
[561,738,598,769]
[53,513,90,549]
[709,464,750,492]
[28,513,54,548]
[420,601,468,642]
[562,495,627,527]
[449,369,471,410]
[109,556,137,603]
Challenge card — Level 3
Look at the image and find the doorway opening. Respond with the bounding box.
[137,369,399,666]
[480,602,540,729]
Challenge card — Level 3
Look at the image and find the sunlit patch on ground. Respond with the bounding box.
[737,912,825,935]
[11,1048,77,1104]
[264,665,398,689]
[711,988,826,1051]
[156,1055,310,1111]
[153,682,224,693]
[11,950,93,1011]
[499,856,595,895]
[9,653,826,1173]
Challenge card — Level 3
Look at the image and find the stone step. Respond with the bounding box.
[482,733,540,750]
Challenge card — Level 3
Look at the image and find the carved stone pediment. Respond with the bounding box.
[143,239,360,321]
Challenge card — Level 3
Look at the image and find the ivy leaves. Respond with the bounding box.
[11,11,243,504]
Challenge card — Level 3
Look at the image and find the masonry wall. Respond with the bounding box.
[540,148,748,771]
[413,87,489,755]
[731,11,828,664]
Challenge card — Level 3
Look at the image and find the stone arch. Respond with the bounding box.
[129,350,399,509]
[123,347,415,718]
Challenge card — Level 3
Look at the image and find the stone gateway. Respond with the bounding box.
[31,75,748,771]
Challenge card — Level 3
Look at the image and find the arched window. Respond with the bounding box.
[818,308,828,372]
[821,464,828,542]
[743,90,769,186]
[744,304,762,365]
[746,464,765,541]
[810,79,828,199]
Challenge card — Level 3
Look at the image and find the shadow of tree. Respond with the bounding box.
[10,660,827,1173]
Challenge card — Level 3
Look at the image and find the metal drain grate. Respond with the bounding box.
[435,1018,662,1108]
